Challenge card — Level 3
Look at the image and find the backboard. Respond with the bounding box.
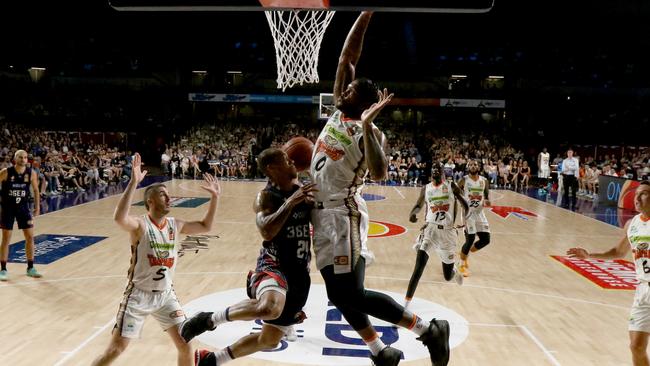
[110,0,495,13]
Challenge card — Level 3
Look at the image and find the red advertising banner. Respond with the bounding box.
[551,255,638,290]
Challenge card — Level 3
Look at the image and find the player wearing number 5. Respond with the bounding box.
[567,181,650,366]
[457,159,491,277]
[0,149,41,281]
[92,152,221,366]
[405,162,468,307]
[185,147,316,366]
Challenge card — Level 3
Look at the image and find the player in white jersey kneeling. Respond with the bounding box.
[567,180,650,366]
[405,162,469,307]
[91,153,221,366]
[457,160,491,277]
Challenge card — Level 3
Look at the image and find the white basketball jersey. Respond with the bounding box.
[310,110,369,202]
[425,181,456,227]
[540,152,550,167]
[628,214,650,282]
[463,175,487,214]
[130,215,179,291]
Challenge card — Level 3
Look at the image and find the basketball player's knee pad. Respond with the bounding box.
[475,232,491,250]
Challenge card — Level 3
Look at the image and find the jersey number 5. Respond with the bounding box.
[153,267,167,281]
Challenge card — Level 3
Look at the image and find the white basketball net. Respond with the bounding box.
[264,10,335,91]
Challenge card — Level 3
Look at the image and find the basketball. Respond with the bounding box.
[282,136,314,172]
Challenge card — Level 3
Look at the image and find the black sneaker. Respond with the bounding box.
[180,312,216,343]
[370,346,403,366]
[194,349,216,366]
[417,318,450,366]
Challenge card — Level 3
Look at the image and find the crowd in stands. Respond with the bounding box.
[162,117,650,205]
[0,117,133,198]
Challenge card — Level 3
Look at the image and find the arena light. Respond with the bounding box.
[192,70,208,74]
[451,74,467,78]
[488,75,504,79]
[29,67,46,71]
[227,70,242,74]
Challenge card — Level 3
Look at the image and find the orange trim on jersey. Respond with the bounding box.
[340,113,355,122]
[148,215,167,230]
[362,333,379,343]
[641,215,650,222]
[407,314,418,330]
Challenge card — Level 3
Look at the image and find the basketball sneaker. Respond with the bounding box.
[453,267,464,286]
[370,346,403,366]
[194,349,216,366]
[417,318,450,366]
[180,312,216,343]
[0,270,8,281]
[459,260,470,277]
[285,325,298,342]
[26,268,42,278]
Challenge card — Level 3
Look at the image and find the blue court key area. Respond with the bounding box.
[8,234,107,264]
[362,193,386,201]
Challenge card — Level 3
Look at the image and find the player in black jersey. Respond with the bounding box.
[0,150,42,281]
[181,147,317,366]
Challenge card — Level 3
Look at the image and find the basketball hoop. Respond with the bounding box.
[261,0,334,91]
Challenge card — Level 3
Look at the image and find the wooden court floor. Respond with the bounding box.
[0,179,634,366]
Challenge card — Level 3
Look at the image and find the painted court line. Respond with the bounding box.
[1,272,628,311]
[53,319,113,366]
[520,324,562,366]
[392,186,406,199]
[470,322,561,366]
[365,274,629,310]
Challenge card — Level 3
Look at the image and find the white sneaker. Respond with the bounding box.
[453,268,464,286]
[285,326,298,342]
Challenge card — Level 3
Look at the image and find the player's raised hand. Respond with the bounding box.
[200,173,221,197]
[361,88,394,127]
[131,153,147,184]
[567,247,589,259]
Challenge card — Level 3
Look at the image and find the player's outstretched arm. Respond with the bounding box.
[361,88,392,180]
[567,221,631,260]
[114,153,147,232]
[333,11,373,101]
[178,173,221,235]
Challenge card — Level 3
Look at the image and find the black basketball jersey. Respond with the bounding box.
[261,183,311,274]
[1,166,32,209]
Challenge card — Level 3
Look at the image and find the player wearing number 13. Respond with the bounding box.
[91,152,221,366]
[405,162,468,308]
[567,181,650,366]
[186,148,316,366]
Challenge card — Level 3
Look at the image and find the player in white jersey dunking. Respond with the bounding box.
[404,162,468,306]
[310,12,451,366]
[91,153,221,366]
[457,160,491,277]
[538,147,551,180]
[567,181,650,366]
